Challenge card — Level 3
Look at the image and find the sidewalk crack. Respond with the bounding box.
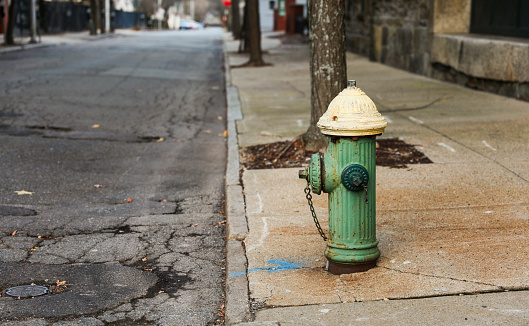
[380,265,501,289]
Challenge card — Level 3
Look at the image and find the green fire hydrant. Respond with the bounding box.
[299,80,387,275]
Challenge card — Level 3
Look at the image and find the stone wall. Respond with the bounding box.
[430,34,529,100]
[345,0,529,100]
[345,0,431,75]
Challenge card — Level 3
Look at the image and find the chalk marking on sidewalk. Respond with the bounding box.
[254,192,263,214]
[482,140,497,151]
[229,260,300,277]
[296,119,304,127]
[437,142,456,152]
[247,216,270,252]
[383,115,393,124]
[408,116,424,124]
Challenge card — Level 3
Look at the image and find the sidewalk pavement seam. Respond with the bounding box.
[391,109,529,185]
[223,40,252,325]
[379,266,502,290]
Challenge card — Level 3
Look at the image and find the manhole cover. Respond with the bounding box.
[5,285,49,298]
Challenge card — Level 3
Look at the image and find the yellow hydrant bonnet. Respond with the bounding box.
[317,80,388,136]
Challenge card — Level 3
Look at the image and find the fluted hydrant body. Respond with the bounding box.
[300,80,387,275]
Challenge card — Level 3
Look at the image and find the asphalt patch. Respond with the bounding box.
[0,263,158,320]
[0,205,38,217]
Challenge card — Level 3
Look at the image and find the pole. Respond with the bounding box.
[4,0,9,44]
[157,0,161,29]
[104,0,109,33]
[189,0,194,20]
[29,0,36,43]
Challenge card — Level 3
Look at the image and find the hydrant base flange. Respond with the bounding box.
[327,260,377,275]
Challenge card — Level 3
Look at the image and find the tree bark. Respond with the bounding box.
[89,0,100,35]
[6,0,16,45]
[244,0,265,66]
[231,0,241,39]
[303,0,347,152]
[239,0,250,53]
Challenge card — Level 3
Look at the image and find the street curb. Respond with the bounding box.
[0,32,119,55]
[0,42,56,55]
[223,40,252,325]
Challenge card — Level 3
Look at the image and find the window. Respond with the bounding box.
[471,0,529,38]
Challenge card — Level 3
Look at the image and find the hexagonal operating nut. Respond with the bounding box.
[341,164,369,192]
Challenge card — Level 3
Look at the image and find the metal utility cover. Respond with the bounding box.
[5,285,49,298]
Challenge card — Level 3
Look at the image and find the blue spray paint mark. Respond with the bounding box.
[229,260,300,277]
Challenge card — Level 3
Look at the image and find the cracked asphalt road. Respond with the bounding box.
[0,29,227,325]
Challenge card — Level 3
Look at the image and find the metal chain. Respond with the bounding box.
[304,180,328,241]
[363,185,369,204]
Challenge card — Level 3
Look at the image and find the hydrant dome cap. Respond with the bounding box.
[317,83,387,136]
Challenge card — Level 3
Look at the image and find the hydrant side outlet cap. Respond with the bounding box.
[317,84,387,136]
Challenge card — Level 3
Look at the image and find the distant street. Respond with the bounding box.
[0,29,227,325]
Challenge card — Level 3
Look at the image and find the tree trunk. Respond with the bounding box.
[89,0,100,35]
[244,0,265,66]
[100,0,106,34]
[6,0,16,45]
[303,0,347,152]
[239,1,249,53]
[231,0,241,39]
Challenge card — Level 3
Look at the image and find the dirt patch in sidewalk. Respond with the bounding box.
[240,138,432,170]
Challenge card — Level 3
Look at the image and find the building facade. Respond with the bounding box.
[345,0,529,100]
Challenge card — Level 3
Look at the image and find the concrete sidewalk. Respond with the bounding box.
[0,30,135,54]
[224,32,529,325]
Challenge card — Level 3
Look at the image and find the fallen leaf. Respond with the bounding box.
[217,116,223,120]
[11,230,17,236]
[204,130,212,134]
[56,280,67,286]
[91,124,101,128]
[142,257,147,262]
[222,130,227,137]
[126,198,133,203]
[14,190,34,195]
[94,184,103,188]
[156,137,164,142]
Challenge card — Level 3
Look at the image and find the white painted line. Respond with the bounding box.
[408,116,424,124]
[437,142,456,152]
[482,140,497,151]
[296,119,304,127]
[383,115,393,124]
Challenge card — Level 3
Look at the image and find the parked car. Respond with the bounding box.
[179,20,204,30]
